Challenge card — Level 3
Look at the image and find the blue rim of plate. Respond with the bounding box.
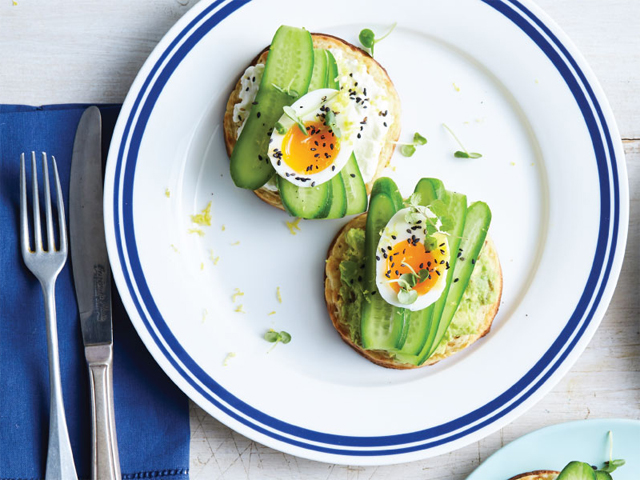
[108,0,623,456]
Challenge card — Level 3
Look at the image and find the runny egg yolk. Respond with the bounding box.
[282,120,340,174]
[385,241,447,295]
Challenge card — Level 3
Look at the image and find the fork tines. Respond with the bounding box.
[20,151,67,257]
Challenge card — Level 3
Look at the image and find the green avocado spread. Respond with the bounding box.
[338,228,499,354]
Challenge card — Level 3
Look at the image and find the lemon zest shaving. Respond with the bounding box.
[285,218,301,235]
[214,256,220,265]
[170,244,179,253]
[223,352,236,366]
[191,201,212,226]
[268,311,276,316]
[510,161,516,166]
[202,309,208,324]
[231,241,240,246]
[234,304,246,313]
[452,82,460,92]
[200,262,204,271]
[188,228,205,236]
[276,287,282,304]
[231,288,244,302]
[221,224,226,231]
[12,0,17,5]
[164,188,171,198]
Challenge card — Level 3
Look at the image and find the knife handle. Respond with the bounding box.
[86,344,121,480]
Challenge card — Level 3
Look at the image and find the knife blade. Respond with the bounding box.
[69,106,121,480]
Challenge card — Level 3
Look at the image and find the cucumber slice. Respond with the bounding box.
[324,174,347,219]
[371,177,404,211]
[340,153,368,215]
[308,49,328,92]
[308,49,340,91]
[557,462,597,480]
[421,201,490,362]
[325,50,339,89]
[361,189,404,350]
[277,175,332,218]
[230,26,314,190]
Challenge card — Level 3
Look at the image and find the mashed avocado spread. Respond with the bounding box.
[339,228,499,353]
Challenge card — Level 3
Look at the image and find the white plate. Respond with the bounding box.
[104,0,628,465]
[468,419,640,479]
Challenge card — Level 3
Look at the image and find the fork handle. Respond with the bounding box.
[86,344,121,480]
[42,280,78,480]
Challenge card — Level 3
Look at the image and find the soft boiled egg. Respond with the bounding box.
[375,208,451,311]
[268,88,356,188]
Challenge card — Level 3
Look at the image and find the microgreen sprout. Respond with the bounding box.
[264,329,292,352]
[396,132,428,157]
[283,106,308,135]
[272,77,299,98]
[597,431,625,475]
[404,193,454,252]
[324,110,342,138]
[359,22,397,57]
[275,122,287,135]
[442,123,482,158]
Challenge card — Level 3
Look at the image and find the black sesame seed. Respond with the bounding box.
[436,270,441,276]
[257,112,261,118]
[376,256,380,261]
[471,259,476,264]
[454,278,459,283]
[350,173,356,178]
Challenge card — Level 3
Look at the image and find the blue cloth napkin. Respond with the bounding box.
[0,105,190,479]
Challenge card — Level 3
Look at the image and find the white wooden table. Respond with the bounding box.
[1,1,637,478]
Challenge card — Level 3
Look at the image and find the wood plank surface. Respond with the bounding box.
[1,0,637,478]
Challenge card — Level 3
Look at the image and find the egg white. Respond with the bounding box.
[375,208,450,311]
[268,88,356,188]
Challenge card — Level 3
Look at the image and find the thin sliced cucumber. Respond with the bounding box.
[414,191,467,364]
[308,49,328,92]
[324,174,347,219]
[371,177,403,211]
[277,175,332,218]
[421,201,490,362]
[361,188,404,350]
[557,462,597,480]
[340,153,368,215]
[325,50,339,89]
[230,26,314,190]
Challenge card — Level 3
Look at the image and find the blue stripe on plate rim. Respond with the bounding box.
[108,0,622,455]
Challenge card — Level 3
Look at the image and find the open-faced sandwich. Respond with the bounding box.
[508,457,626,480]
[224,25,401,219]
[325,176,502,368]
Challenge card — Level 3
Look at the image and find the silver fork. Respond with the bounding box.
[20,152,78,480]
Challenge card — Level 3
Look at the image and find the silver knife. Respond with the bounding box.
[69,106,121,480]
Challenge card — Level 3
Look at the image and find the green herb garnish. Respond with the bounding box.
[264,329,292,351]
[283,106,308,135]
[596,431,625,475]
[275,122,287,135]
[442,123,482,159]
[397,132,428,157]
[359,22,397,57]
[272,78,299,98]
[324,110,342,138]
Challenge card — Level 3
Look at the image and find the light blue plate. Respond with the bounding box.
[468,419,640,479]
